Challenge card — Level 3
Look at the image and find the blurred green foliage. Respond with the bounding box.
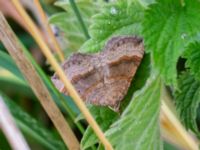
[0,0,194,150]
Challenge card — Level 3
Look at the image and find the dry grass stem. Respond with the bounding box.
[33,0,64,62]
[0,96,30,150]
[161,100,199,150]
[0,12,80,150]
[11,0,113,149]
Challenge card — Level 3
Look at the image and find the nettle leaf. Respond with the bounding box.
[80,0,144,53]
[49,0,99,54]
[183,42,200,81]
[1,92,66,150]
[81,106,119,149]
[106,74,162,150]
[80,54,151,150]
[143,0,200,86]
[175,72,200,138]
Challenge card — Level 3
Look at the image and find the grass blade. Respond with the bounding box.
[0,48,84,134]
[0,95,30,150]
[1,92,66,150]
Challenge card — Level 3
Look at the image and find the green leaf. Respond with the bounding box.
[139,0,155,7]
[1,46,79,116]
[49,0,99,54]
[0,51,33,96]
[80,0,145,53]
[80,54,151,149]
[183,42,200,81]
[0,50,24,80]
[105,74,162,150]
[164,141,179,150]
[0,92,66,150]
[0,67,26,87]
[0,35,83,132]
[142,0,200,86]
[175,71,200,138]
[0,67,34,97]
[81,106,119,149]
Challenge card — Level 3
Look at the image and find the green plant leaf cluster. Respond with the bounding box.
[174,41,200,139]
[174,30,200,140]
[175,72,200,138]
[0,92,66,150]
[143,0,200,86]
[71,0,200,148]
[80,106,119,149]
[73,1,163,149]
[80,54,152,150]
[2,0,200,149]
[184,42,200,81]
[0,47,82,147]
[80,0,144,53]
[141,0,200,141]
[70,0,162,149]
[49,0,100,55]
[106,74,162,150]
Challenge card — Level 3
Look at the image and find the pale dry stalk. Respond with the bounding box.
[0,13,80,150]
[0,96,30,150]
[161,89,199,150]
[33,0,64,62]
[11,0,113,149]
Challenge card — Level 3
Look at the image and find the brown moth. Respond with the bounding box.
[51,36,144,111]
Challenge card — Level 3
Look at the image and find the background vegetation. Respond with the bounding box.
[0,0,200,150]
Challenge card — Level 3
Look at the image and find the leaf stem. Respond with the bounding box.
[68,0,90,39]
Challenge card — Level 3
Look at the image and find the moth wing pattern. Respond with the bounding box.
[51,36,144,111]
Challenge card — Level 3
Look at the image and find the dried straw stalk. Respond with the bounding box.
[11,0,113,149]
[33,0,64,62]
[0,96,30,150]
[0,12,80,150]
[161,89,199,150]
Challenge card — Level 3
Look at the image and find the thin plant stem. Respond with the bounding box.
[11,1,113,149]
[49,82,85,134]
[33,0,64,62]
[68,0,90,39]
[21,0,84,134]
[161,88,198,150]
[11,0,84,133]
[0,12,80,150]
[0,96,30,150]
